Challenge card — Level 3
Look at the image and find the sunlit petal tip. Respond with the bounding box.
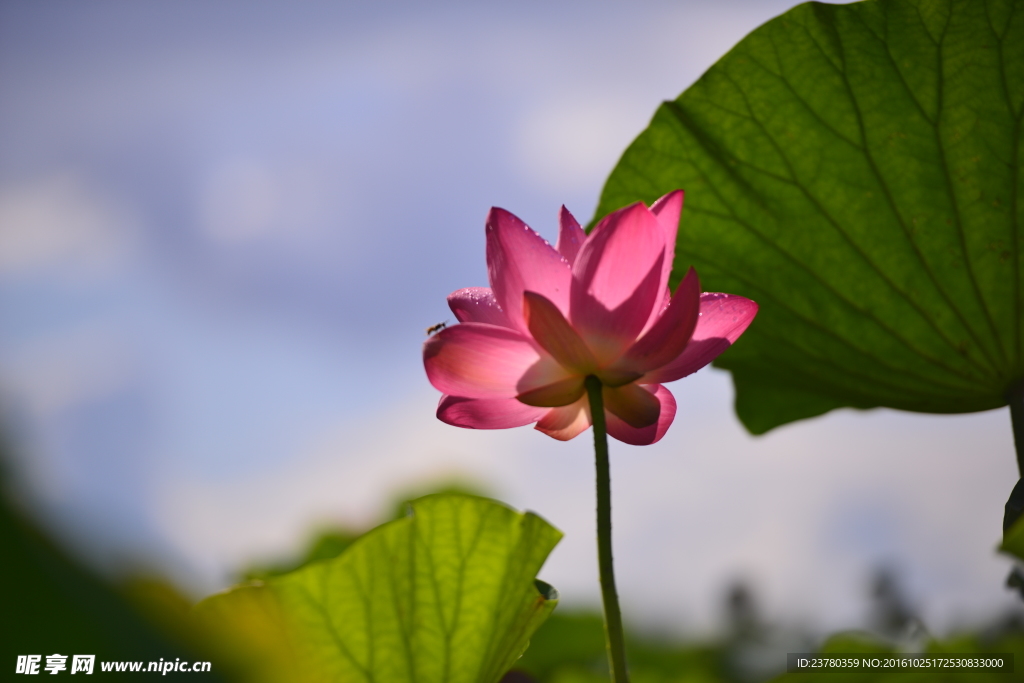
[649,190,684,293]
[570,203,666,358]
[484,206,520,232]
[650,190,684,234]
[695,292,758,340]
[680,265,699,290]
[485,207,572,331]
[556,205,586,265]
[642,293,759,384]
[447,287,512,327]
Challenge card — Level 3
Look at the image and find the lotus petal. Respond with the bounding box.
[437,395,547,429]
[644,293,759,384]
[535,397,591,441]
[486,208,571,333]
[447,287,512,327]
[424,323,566,399]
[555,205,586,265]
[605,384,676,445]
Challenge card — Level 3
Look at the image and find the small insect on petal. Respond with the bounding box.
[426,321,449,336]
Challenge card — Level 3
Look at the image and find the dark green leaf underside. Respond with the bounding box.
[595,0,1024,433]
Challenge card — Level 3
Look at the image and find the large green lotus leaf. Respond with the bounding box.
[595,0,1024,434]
[197,494,561,683]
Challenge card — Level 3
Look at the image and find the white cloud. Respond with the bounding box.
[154,369,1021,635]
[0,172,137,276]
[200,159,281,244]
[502,0,798,199]
[0,321,144,521]
[199,158,348,246]
[513,95,648,196]
[0,322,139,418]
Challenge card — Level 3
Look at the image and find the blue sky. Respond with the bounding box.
[0,0,1020,637]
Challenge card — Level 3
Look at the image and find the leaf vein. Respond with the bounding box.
[343,561,377,683]
[930,2,1011,366]
[706,71,997,379]
[301,576,370,682]
[834,6,1004,374]
[685,205,986,393]
[986,0,1023,370]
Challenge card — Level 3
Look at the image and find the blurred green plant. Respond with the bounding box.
[0,472,227,679]
[510,612,727,683]
[507,612,1024,682]
[198,494,562,683]
[1001,491,1024,598]
[7,460,1024,682]
[1004,517,1024,561]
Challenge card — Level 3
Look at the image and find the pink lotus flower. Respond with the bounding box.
[423,191,757,445]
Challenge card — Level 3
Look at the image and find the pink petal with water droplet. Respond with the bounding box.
[486,208,571,334]
[643,293,759,383]
[447,287,512,327]
[570,203,665,362]
[642,190,685,332]
[437,395,547,429]
[615,268,700,375]
[605,384,676,445]
[423,323,567,399]
[535,396,591,441]
[649,190,683,290]
[555,205,586,265]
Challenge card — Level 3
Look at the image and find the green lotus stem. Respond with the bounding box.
[585,375,630,682]
[1010,381,1024,477]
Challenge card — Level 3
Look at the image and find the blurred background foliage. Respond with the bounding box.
[5,466,1024,681]
[1,458,226,678]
